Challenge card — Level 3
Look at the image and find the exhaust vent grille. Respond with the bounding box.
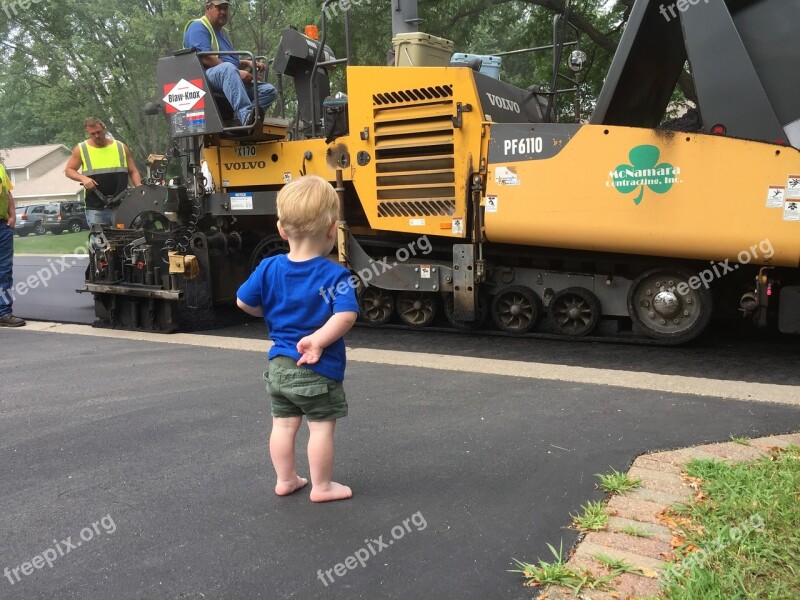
[372,86,456,219]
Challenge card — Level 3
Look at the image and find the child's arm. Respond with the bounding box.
[296,311,358,366]
[236,297,264,317]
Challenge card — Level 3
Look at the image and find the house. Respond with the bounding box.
[0,144,82,207]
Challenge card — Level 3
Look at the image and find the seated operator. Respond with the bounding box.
[184,0,276,127]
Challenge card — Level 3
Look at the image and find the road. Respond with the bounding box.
[2,256,799,599]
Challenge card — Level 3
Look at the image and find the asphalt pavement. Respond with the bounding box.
[2,328,800,600]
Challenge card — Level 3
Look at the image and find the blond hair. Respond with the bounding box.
[277,175,339,238]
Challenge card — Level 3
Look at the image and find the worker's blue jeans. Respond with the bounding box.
[0,222,14,317]
[206,62,277,125]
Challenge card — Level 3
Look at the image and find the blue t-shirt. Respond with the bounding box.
[184,20,239,67]
[237,255,360,381]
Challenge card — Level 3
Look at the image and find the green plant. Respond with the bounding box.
[571,500,609,531]
[593,552,643,575]
[729,435,750,446]
[596,468,643,495]
[510,541,611,593]
[619,525,653,539]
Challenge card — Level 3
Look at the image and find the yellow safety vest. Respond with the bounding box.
[79,140,128,176]
[184,16,221,52]
[79,140,128,203]
[0,163,13,220]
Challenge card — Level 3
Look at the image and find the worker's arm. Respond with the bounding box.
[186,24,252,83]
[6,191,15,228]
[64,145,98,191]
[124,145,142,187]
[296,311,358,366]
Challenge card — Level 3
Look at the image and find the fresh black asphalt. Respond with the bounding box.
[2,330,800,599]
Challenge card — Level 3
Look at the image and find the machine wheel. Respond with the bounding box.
[627,268,712,344]
[491,286,541,334]
[69,220,82,234]
[548,287,601,336]
[249,234,289,271]
[396,291,437,327]
[359,287,395,326]
[443,292,489,330]
[34,223,46,235]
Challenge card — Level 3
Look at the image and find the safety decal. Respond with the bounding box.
[607,145,680,205]
[485,195,498,213]
[420,266,431,279]
[162,79,206,113]
[766,186,785,208]
[230,193,253,211]
[409,218,425,226]
[452,218,464,235]
[495,166,520,186]
[786,175,800,200]
[283,172,292,183]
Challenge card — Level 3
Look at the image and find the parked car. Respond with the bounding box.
[41,202,88,234]
[14,204,46,236]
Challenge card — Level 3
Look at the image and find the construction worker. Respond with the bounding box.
[65,117,142,227]
[0,159,25,327]
[184,0,276,126]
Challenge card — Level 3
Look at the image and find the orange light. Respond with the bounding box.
[116,223,125,229]
[305,25,319,40]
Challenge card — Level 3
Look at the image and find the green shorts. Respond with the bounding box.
[264,355,348,421]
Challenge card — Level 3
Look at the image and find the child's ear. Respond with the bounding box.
[277,221,289,241]
[328,219,338,237]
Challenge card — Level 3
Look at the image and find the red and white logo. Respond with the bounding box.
[162,79,206,113]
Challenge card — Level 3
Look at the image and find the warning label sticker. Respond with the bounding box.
[163,79,206,113]
[786,175,800,200]
[485,195,498,213]
[784,200,800,221]
[452,218,464,235]
[766,186,784,208]
[495,166,520,186]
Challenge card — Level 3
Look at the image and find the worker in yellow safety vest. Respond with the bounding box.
[65,116,142,226]
[0,160,26,327]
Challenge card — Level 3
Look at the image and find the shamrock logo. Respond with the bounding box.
[610,145,676,205]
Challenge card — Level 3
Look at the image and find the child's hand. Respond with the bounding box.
[296,336,323,365]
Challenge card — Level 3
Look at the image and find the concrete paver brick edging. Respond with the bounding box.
[538,432,800,600]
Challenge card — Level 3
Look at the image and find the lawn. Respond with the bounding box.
[662,445,800,599]
[13,231,91,255]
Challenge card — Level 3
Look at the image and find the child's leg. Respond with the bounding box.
[270,416,308,496]
[307,419,352,502]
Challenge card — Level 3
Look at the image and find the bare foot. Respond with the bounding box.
[275,476,308,496]
[310,482,353,503]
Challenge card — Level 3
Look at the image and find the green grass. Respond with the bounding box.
[661,445,800,599]
[571,500,609,531]
[620,524,653,539]
[593,552,644,575]
[729,435,751,446]
[596,468,643,495]
[510,542,611,594]
[14,231,90,255]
